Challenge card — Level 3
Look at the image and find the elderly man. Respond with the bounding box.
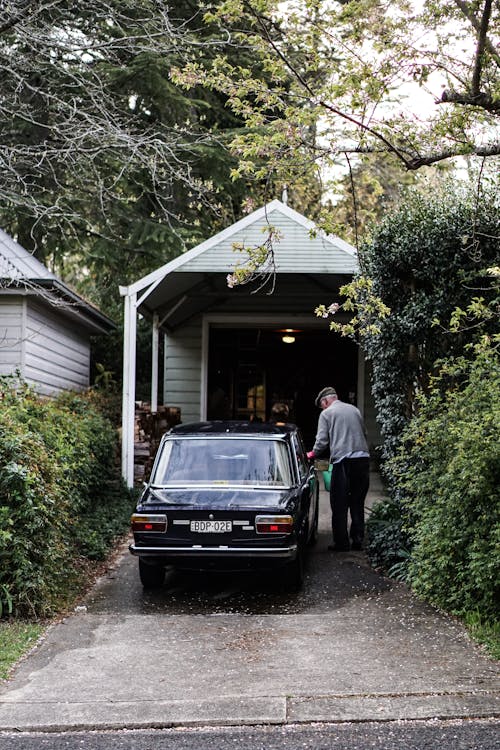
[307,387,370,551]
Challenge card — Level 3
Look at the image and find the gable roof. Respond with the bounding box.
[0,228,115,334]
[121,199,358,302]
[0,228,60,282]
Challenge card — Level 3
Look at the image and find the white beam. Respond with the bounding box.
[151,313,159,413]
[121,291,137,488]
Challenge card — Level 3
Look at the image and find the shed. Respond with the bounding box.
[120,199,381,486]
[0,228,115,395]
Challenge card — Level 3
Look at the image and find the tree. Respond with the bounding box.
[325,153,427,246]
[176,0,499,191]
[0,0,292,310]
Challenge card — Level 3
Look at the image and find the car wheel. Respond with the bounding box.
[284,544,304,590]
[139,559,165,589]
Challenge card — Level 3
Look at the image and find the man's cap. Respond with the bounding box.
[315,386,337,408]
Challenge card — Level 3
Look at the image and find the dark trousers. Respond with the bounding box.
[329,457,370,548]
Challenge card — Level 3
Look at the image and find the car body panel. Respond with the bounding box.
[130,421,318,577]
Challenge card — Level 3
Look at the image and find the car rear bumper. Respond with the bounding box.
[129,543,297,561]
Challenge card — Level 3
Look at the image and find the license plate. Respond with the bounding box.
[190,520,232,533]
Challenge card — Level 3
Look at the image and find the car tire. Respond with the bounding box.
[284,544,304,590]
[139,559,165,589]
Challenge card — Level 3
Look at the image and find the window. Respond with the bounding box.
[151,438,293,487]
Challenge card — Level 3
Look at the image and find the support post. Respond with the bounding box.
[151,313,159,413]
[121,290,137,488]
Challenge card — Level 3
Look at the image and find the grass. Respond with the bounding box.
[465,612,500,661]
[0,621,44,680]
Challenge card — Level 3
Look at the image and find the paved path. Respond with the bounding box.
[0,476,498,732]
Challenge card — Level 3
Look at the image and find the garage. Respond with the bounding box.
[120,198,378,486]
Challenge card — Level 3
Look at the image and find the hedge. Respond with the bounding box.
[386,345,500,622]
[0,380,134,617]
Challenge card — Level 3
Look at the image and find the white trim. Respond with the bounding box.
[121,292,137,487]
[137,276,164,309]
[151,313,159,413]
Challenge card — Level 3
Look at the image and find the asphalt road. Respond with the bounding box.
[1,720,499,749]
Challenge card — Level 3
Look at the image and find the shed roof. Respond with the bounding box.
[122,200,359,328]
[0,228,115,334]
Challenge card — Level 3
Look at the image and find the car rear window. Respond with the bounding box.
[151,437,293,487]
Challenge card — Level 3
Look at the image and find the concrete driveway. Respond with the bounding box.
[0,477,498,731]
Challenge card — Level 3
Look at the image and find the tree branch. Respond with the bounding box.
[454,0,500,68]
[471,0,493,97]
[440,89,500,112]
[0,1,62,35]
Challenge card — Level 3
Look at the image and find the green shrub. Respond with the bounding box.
[388,344,500,622]
[0,379,134,617]
[366,498,410,579]
[359,183,499,460]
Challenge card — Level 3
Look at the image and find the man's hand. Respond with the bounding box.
[307,451,315,460]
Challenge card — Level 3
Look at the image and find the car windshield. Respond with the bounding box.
[151,437,293,488]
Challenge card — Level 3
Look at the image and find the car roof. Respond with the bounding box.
[168,420,297,437]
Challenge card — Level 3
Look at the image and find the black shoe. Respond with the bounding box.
[351,541,363,551]
[327,544,350,552]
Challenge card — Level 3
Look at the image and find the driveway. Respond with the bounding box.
[0,477,498,731]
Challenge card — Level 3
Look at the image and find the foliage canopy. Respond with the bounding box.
[173,0,499,229]
[328,180,500,457]
[0,0,296,314]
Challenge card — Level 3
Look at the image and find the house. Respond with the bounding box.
[0,228,115,396]
[120,199,381,487]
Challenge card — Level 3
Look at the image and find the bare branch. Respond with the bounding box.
[471,0,494,96]
[454,0,500,68]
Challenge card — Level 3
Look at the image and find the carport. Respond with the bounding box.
[119,199,374,487]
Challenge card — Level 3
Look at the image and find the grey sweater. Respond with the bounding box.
[312,399,369,462]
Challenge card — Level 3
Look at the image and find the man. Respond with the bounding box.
[307,387,370,551]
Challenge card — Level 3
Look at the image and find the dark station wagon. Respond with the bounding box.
[130,421,319,589]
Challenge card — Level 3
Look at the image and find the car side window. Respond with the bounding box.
[292,433,308,481]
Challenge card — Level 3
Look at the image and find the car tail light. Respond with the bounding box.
[131,514,167,532]
[255,515,293,534]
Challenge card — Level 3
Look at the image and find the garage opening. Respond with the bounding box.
[207,327,359,447]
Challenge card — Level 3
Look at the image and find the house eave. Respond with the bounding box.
[1,278,116,335]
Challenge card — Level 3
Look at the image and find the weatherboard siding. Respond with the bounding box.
[163,321,202,425]
[23,301,90,395]
[0,297,23,377]
[179,211,357,275]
